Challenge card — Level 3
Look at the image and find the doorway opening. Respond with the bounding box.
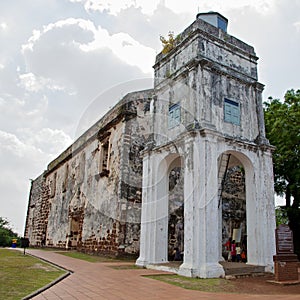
[219,153,247,262]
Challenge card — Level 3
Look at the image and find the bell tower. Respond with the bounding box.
[137,12,276,278]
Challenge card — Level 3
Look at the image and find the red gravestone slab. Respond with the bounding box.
[273,225,299,282]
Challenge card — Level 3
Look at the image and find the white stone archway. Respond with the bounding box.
[136,151,183,266]
[216,148,276,272]
[137,132,276,277]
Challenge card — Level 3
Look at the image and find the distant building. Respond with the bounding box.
[25,12,276,278]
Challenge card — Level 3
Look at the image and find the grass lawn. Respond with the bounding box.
[0,248,67,300]
[57,250,136,263]
[145,274,236,293]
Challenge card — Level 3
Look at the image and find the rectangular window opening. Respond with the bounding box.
[168,103,181,128]
[224,98,240,125]
[99,136,111,177]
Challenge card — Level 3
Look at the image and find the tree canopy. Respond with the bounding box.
[264,89,300,258]
[0,217,20,247]
[264,89,300,208]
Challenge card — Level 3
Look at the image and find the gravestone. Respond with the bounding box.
[273,225,299,282]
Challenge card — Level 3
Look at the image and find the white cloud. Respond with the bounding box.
[165,0,276,15]
[0,22,7,30]
[21,18,95,53]
[81,27,155,73]
[18,72,69,93]
[21,29,41,52]
[294,21,300,32]
[22,18,154,74]
[82,0,150,15]
[0,93,48,133]
[0,130,42,158]
[0,128,71,161]
[17,127,73,155]
[19,72,50,93]
[70,0,276,16]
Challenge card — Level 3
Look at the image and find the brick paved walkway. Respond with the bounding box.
[26,249,299,300]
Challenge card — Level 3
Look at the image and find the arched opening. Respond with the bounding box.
[155,153,184,263]
[219,152,247,263]
[168,165,184,261]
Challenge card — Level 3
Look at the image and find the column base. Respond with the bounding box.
[179,262,225,278]
[265,262,274,273]
[136,257,148,267]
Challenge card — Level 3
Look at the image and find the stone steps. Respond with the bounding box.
[220,262,266,277]
[147,261,268,279]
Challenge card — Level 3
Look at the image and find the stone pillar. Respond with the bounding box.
[136,153,154,266]
[179,133,225,278]
[257,148,276,272]
[136,152,168,266]
[245,148,276,272]
[254,83,269,145]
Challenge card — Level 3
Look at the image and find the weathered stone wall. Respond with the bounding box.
[119,92,153,254]
[26,90,154,255]
[24,173,50,246]
[43,119,127,253]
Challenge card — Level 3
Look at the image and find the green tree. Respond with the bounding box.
[0,217,20,247]
[264,89,300,258]
[264,89,300,208]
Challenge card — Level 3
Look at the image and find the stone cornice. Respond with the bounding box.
[154,56,260,91]
[142,127,275,157]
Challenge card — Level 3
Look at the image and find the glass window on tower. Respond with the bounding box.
[224,98,240,125]
[168,103,181,128]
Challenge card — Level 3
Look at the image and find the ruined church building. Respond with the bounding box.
[25,12,276,278]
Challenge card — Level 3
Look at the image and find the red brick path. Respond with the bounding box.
[26,249,299,300]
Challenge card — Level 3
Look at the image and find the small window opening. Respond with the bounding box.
[49,172,57,198]
[99,138,110,177]
[224,98,240,125]
[169,103,181,128]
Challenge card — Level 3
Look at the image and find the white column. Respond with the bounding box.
[136,153,155,266]
[136,152,169,266]
[178,137,198,276]
[154,161,168,263]
[179,135,224,278]
[246,149,276,272]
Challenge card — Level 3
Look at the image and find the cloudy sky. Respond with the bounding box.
[1,0,299,235]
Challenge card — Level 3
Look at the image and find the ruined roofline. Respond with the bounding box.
[154,14,257,66]
[45,88,154,175]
